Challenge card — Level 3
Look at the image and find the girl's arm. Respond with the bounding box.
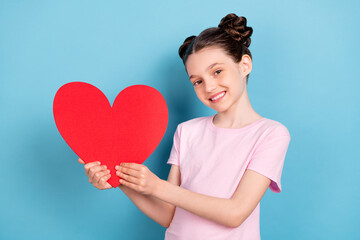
[118,163,271,228]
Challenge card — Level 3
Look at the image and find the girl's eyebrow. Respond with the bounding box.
[189,62,224,79]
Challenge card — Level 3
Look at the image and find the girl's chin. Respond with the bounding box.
[203,100,229,112]
[209,106,228,113]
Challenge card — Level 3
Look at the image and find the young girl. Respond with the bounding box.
[78,13,291,239]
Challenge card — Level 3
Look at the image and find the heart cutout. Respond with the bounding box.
[53,82,168,188]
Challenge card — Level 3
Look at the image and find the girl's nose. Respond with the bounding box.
[205,80,217,93]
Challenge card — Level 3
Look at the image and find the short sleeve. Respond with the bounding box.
[167,125,181,166]
[247,130,291,193]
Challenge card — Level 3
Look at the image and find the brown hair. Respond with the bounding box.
[178,13,253,84]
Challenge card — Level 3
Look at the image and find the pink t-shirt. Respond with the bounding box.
[165,115,291,240]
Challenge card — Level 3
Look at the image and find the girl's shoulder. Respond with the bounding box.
[259,117,291,138]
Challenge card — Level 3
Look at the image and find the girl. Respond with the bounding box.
[79,13,291,239]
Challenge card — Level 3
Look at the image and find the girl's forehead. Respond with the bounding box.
[192,47,228,60]
[185,47,232,72]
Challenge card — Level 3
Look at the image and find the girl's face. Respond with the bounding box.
[185,46,252,114]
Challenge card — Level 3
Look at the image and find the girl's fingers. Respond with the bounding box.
[89,165,107,182]
[93,170,111,184]
[87,164,106,176]
[84,161,101,175]
[92,174,112,190]
[117,171,141,185]
[81,160,112,190]
[116,166,142,178]
[98,174,112,188]
[119,162,143,171]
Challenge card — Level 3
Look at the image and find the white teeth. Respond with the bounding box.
[211,92,225,101]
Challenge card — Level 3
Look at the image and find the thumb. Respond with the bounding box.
[78,158,85,164]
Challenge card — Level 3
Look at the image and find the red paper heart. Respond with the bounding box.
[53,82,168,188]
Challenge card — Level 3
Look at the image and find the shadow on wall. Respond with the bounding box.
[149,52,198,181]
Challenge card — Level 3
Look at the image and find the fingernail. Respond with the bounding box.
[107,170,110,174]
[115,166,119,170]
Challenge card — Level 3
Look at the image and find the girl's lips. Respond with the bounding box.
[209,91,226,103]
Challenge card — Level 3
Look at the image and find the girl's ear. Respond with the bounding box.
[238,54,252,76]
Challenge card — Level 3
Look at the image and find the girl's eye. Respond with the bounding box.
[193,80,202,86]
[214,69,222,75]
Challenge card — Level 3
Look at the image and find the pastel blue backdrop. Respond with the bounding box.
[1,0,359,239]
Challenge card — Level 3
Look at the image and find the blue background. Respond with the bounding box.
[1,0,359,239]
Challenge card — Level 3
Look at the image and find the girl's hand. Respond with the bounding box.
[78,158,112,190]
[116,163,161,195]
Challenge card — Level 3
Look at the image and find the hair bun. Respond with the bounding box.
[218,13,253,48]
[178,35,196,60]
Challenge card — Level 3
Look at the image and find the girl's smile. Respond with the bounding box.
[209,91,226,103]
